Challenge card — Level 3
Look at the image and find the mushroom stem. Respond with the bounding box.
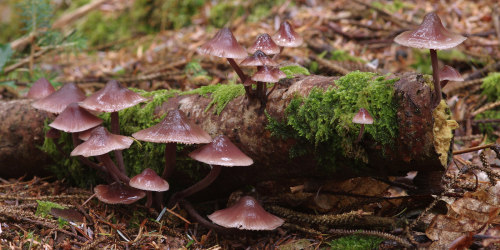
[168,165,222,207]
[440,80,449,88]
[145,191,153,208]
[97,154,130,183]
[161,142,177,179]
[430,49,441,108]
[111,111,127,174]
[71,133,106,173]
[355,124,365,143]
[179,199,237,234]
[227,58,253,98]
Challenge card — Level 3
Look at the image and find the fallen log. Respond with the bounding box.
[0,72,455,191]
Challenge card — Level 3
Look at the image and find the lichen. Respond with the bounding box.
[267,71,399,172]
[432,100,458,166]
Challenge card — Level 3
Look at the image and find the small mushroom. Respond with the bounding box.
[248,34,281,55]
[169,135,253,206]
[353,108,373,143]
[208,196,284,230]
[438,65,463,88]
[394,12,466,108]
[94,182,145,205]
[272,20,303,58]
[129,168,169,208]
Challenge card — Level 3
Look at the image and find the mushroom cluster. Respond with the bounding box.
[198,21,303,107]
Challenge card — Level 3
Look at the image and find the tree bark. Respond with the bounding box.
[0,73,445,185]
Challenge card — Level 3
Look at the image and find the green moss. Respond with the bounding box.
[280,65,310,78]
[35,200,65,218]
[326,235,384,250]
[481,72,500,102]
[267,71,398,172]
[330,50,365,63]
[182,83,245,114]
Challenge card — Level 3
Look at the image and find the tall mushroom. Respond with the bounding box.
[131,109,211,180]
[208,196,284,230]
[394,12,466,108]
[169,135,253,206]
[79,80,147,174]
[197,27,251,96]
[71,126,132,183]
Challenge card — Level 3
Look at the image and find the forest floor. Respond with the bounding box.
[1,0,500,249]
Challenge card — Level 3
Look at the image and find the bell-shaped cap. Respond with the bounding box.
[79,80,147,112]
[272,21,303,47]
[352,108,373,124]
[197,27,248,59]
[248,34,281,55]
[438,65,463,82]
[240,50,277,67]
[394,12,466,50]
[188,135,253,167]
[208,196,284,230]
[26,78,55,99]
[129,168,169,192]
[32,83,86,114]
[49,103,103,133]
[94,183,146,205]
[70,126,133,157]
[251,66,286,83]
[132,109,211,144]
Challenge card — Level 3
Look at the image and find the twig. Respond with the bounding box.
[471,100,500,117]
[453,143,495,155]
[328,228,412,248]
[3,48,50,74]
[52,0,108,29]
[309,53,350,75]
[443,78,483,94]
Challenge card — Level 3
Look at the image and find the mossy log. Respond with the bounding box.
[0,72,453,189]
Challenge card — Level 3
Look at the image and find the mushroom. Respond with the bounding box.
[94,182,146,205]
[71,126,132,183]
[79,80,147,173]
[248,34,281,55]
[208,196,284,230]
[197,27,251,96]
[131,109,211,179]
[32,82,86,114]
[26,77,55,99]
[251,65,286,104]
[240,50,278,67]
[129,168,169,208]
[352,108,373,143]
[272,21,303,58]
[394,12,466,108]
[169,135,253,206]
[438,65,463,88]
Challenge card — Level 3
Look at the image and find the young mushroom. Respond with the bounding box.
[129,168,169,208]
[251,65,286,105]
[79,80,147,174]
[353,108,373,143]
[248,34,281,55]
[438,65,463,88]
[394,12,466,108]
[208,196,284,230]
[26,77,55,99]
[169,135,253,206]
[94,182,146,205]
[272,20,303,58]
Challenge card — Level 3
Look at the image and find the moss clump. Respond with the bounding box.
[267,71,398,172]
[481,72,500,102]
[280,65,310,78]
[326,235,384,250]
[183,83,245,115]
[35,200,65,218]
